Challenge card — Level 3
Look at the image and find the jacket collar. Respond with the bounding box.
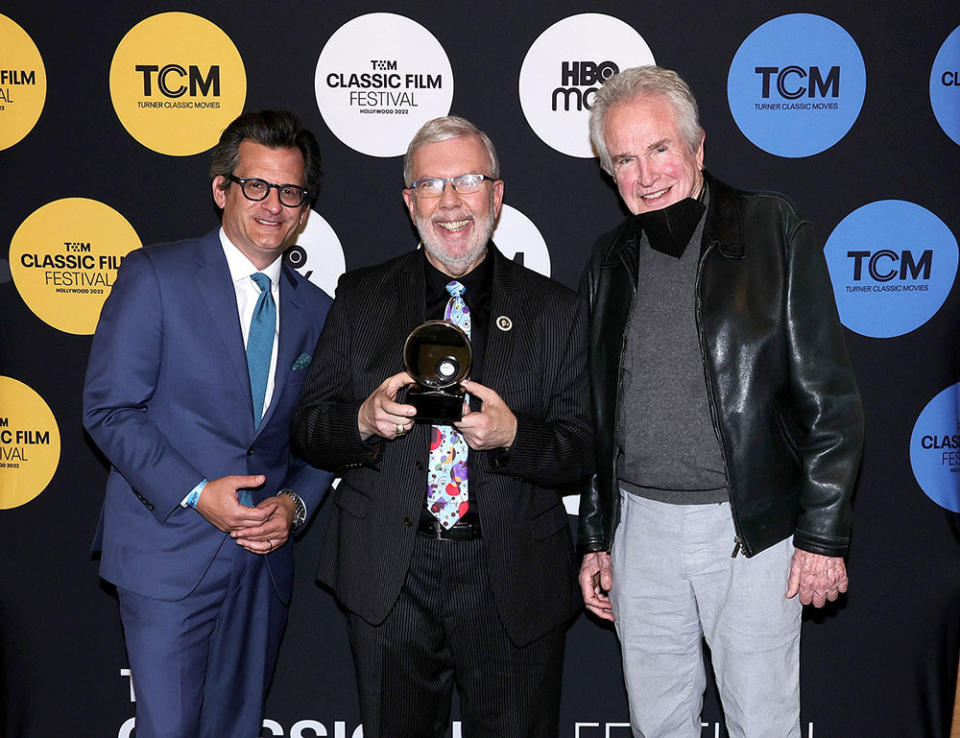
[602,170,746,273]
[701,171,745,259]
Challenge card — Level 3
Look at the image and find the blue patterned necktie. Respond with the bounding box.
[241,271,275,506]
[426,281,471,528]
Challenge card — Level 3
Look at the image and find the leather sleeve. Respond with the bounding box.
[575,240,613,557]
[782,211,864,556]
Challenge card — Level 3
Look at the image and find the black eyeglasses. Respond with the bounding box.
[227,175,309,208]
[408,173,495,198]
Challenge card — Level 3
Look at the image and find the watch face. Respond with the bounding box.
[282,490,306,527]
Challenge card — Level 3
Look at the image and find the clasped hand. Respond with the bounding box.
[194,474,296,555]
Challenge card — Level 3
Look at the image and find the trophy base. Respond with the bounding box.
[405,385,465,424]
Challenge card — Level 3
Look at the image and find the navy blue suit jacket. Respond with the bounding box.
[84,230,333,603]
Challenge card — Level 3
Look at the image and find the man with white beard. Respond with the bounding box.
[292,116,593,737]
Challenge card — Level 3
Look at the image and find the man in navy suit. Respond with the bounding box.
[83,110,333,738]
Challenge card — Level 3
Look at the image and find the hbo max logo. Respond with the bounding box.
[552,61,619,111]
[518,13,654,158]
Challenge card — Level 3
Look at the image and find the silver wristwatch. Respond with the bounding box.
[279,488,306,530]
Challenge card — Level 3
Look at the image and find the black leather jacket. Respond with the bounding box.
[577,172,864,559]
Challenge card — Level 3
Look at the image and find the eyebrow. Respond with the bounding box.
[611,138,674,162]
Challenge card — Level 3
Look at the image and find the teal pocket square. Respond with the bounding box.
[292,353,312,370]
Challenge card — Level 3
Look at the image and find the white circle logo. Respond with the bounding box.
[519,14,655,158]
[282,210,346,297]
[315,13,454,157]
[491,204,551,278]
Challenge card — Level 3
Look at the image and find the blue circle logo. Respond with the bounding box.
[824,200,958,338]
[911,383,960,513]
[727,14,866,157]
[930,25,960,146]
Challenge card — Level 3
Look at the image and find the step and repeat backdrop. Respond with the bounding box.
[2,1,959,735]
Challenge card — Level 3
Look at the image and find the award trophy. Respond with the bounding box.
[400,320,472,424]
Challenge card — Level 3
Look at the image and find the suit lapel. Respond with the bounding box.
[396,252,429,446]
[397,251,427,337]
[482,246,521,392]
[192,233,252,419]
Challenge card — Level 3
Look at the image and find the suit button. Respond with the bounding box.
[147,503,154,511]
[404,517,413,527]
[415,460,423,470]
[247,447,254,456]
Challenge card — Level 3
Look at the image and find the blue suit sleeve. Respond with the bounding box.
[83,249,206,521]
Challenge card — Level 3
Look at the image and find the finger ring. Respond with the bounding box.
[396,424,406,436]
[268,539,273,550]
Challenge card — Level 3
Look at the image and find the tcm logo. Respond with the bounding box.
[755,65,840,99]
[552,60,619,111]
[135,64,220,97]
[847,249,933,281]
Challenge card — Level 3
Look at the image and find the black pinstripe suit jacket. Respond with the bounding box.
[291,245,593,646]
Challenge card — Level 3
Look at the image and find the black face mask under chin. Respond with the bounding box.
[630,197,706,259]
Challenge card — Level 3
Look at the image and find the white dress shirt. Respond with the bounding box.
[219,228,281,420]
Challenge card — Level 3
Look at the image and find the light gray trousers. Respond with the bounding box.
[611,493,802,738]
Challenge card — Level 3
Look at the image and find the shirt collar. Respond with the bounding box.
[219,227,283,287]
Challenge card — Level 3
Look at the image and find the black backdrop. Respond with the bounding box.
[2,2,959,736]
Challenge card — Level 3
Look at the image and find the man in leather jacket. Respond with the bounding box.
[577,66,864,737]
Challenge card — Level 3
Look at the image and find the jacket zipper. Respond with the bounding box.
[695,241,748,558]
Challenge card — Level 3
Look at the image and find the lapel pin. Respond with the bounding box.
[496,315,513,331]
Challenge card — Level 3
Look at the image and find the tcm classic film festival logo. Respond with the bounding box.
[10,198,142,335]
[518,14,655,158]
[824,200,958,338]
[0,377,60,510]
[0,14,46,150]
[727,13,866,157]
[930,25,960,145]
[110,12,246,155]
[911,383,960,513]
[315,13,454,157]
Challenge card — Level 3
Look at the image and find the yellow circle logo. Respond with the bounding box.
[0,14,47,150]
[0,377,61,509]
[10,198,142,335]
[109,12,246,156]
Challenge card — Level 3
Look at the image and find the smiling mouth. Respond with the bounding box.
[436,219,471,232]
[254,217,281,226]
[641,187,671,201]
